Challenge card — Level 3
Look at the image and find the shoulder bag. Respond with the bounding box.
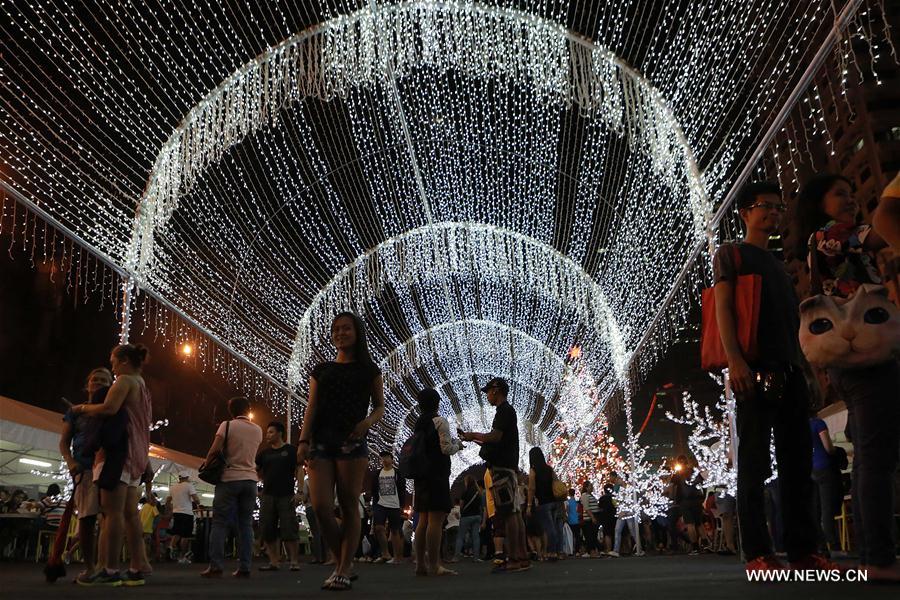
[198,420,230,485]
[700,244,762,371]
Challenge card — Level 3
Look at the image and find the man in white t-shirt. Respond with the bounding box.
[168,472,199,563]
[371,451,406,564]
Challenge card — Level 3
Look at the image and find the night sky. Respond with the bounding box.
[0,227,285,458]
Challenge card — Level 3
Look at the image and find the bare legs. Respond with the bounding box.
[97,484,126,573]
[124,486,150,572]
[375,525,391,559]
[77,516,97,575]
[414,511,454,575]
[308,457,367,579]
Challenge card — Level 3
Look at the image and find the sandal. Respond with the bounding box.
[431,566,458,576]
[321,572,337,589]
[325,574,352,591]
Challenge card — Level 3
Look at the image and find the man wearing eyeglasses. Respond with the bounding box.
[459,378,529,573]
[713,182,837,578]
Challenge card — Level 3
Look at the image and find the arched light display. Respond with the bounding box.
[3,0,887,481]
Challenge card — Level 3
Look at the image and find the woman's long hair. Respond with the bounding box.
[332,311,375,367]
[793,174,853,259]
[529,447,552,477]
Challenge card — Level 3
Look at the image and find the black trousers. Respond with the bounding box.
[582,519,599,553]
[830,362,900,567]
[811,468,840,549]
[735,367,817,562]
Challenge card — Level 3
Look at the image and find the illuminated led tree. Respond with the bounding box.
[666,391,778,497]
[614,433,671,521]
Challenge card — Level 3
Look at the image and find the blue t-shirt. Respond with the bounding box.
[566,498,579,524]
[63,409,99,470]
[809,418,831,471]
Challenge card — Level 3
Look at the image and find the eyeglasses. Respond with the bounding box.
[747,202,786,212]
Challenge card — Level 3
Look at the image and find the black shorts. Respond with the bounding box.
[372,505,403,532]
[309,439,368,460]
[170,513,194,538]
[260,495,299,543]
[490,515,506,538]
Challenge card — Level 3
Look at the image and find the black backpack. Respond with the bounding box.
[399,418,435,479]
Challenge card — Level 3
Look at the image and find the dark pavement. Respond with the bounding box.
[3,554,897,599]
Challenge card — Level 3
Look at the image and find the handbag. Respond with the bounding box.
[700,244,762,371]
[552,477,568,501]
[198,420,230,485]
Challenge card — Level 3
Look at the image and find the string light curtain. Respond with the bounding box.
[1,0,881,474]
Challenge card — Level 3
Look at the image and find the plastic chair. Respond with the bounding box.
[712,516,724,552]
[833,497,850,552]
[34,529,57,562]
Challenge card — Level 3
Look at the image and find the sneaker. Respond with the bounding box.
[386,558,401,565]
[122,570,145,587]
[745,554,786,579]
[788,554,848,574]
[472,558,483,563]
[72,570,93,584]
[580,553,590,558]
[258,563,279,571]
[634,551,645,557]
[77,570,122,587]
[607,551,620,558]
[178,557,192,565]
[372,556,387,564]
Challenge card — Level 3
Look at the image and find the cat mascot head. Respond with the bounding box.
[799,285,900,368]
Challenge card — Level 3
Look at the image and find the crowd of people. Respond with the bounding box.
[2,171,898,589]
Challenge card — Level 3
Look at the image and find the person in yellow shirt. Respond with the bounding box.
[139,495,160,561]
[483,470,504,562]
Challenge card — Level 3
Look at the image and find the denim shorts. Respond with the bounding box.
[308,438,368,460]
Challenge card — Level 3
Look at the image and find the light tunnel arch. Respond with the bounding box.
[285,221,628,391]
[376,318,606,433]
[124,0,707,316]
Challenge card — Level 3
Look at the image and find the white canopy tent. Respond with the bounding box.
[0,395,211,499]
